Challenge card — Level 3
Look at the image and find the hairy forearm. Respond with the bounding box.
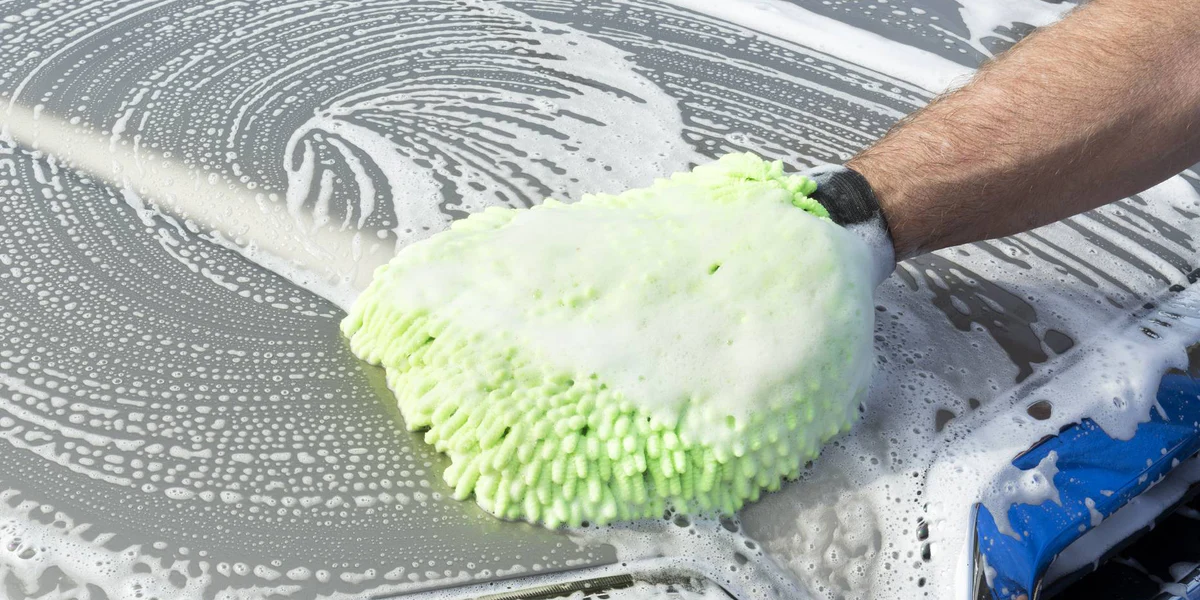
[848,0,1200,259]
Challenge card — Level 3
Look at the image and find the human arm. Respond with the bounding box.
[845,0,1200,259]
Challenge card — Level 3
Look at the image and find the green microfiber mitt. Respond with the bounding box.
[342,152,875,527]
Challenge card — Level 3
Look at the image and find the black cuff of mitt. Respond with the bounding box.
[804,164,897,285]
[806,165,885,229]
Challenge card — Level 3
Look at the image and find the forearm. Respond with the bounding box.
[848,0,1200,259]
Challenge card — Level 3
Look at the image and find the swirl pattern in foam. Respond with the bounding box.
[1,0,1199,598]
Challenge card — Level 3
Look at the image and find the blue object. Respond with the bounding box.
[972,370,1200,600]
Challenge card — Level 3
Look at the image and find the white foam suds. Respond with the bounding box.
[2,0,1200,598]
[955,0,1076,53]
[661,0,973,93]
[592,580,736,599]
[921,287,1200,598]
[281,4,704,252]
[981,451,1061,539]
[570,515,805,598]
[0,101,392,310]
[0,490,214,598]
[737,245,1200,599]
[1085,497,1104,528]
[1045,456,1200,583]
[374,168,876,447]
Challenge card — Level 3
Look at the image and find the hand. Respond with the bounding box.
[804,165,896,286]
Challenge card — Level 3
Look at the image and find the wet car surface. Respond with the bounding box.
[1,1,1199,598]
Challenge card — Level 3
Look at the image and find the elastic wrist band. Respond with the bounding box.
[807,165,886,229]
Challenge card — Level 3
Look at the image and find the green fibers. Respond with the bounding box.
[342,152,875,527]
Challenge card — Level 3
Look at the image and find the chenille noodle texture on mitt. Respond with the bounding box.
[342,153,876,528]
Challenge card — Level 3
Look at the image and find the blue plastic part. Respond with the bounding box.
[975,371,1200,600]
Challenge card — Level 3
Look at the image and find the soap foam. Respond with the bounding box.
[352,158,875,447]
[343,154,878,526]
[659,0,973,94]
[2,0,1199,597]
[980,451,1061,539]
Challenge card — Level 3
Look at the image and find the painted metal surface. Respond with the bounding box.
[1,1,1199,598]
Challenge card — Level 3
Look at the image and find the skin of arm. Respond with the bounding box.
[847,0,1200,259]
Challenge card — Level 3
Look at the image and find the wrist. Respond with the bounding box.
[806,164,897,285]
[844,154,916,259]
